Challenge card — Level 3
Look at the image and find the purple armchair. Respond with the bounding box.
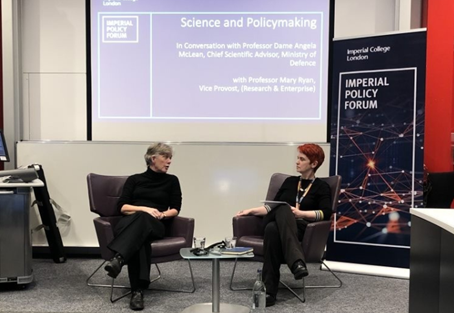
[86,173,195,302]
[230,173,342,302]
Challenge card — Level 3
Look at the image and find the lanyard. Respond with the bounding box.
[296,177,315,209]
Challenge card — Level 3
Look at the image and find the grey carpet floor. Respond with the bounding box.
[0,258,409,313]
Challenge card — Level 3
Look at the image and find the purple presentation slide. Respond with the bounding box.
[91,0,330,120]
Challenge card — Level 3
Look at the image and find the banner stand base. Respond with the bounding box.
[322,260,409,279]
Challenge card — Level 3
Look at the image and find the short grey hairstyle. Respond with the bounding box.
[144,142,173,166]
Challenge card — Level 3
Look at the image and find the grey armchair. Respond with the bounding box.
[230,173,342,302]
[86,173,196,302]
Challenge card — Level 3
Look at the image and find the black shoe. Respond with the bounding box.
[266,294,276,307]
[104,254,125,279]
[129,290,144,311]
[291,260,309,280]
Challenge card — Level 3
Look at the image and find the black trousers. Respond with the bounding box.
[107,212,165,291]
[262,205,307,296]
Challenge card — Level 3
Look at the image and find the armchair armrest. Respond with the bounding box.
[301,220,332,263]
[165,216,195,248]
[93,216,121,260]
[233,215,263,238]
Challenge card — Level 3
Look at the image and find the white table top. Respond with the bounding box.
[411,208,454,235]
[0,178,44,188]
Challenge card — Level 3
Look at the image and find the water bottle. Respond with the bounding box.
[251,269,266,312]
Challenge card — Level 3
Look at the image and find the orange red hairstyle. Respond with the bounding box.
[297,143,325,172]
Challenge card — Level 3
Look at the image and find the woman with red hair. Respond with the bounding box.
[236,143,332,307]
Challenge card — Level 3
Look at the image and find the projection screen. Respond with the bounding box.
[88,0,333,142]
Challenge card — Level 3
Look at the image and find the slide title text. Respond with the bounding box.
[180,16,318,30]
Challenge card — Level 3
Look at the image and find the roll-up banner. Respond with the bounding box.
[328,30,426,268]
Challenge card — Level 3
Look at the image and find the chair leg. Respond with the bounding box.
[305,260,343,289]
[229,258,342,303]
[278,260,342,303]
[147,260,196,293]
[86,260,130,289]
[110,277,132,303]
[279,279,306,303]
[85,260,131,303]
[229,259,305,293]
[229,258,253,291]
[88,259,196,302]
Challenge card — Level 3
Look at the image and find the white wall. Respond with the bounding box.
[3,0,423,247]
[21,0,87,141]
[334,0,396,38]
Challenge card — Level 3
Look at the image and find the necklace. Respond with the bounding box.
[296,177,315,210]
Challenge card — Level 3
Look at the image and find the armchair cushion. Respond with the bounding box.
[94,217,121,260]
[301,220,331,262]
[233,215,264,260]
[236,236,264,260]
[165,216,195,247]
[151,237,187,256]
[233,215,263,238]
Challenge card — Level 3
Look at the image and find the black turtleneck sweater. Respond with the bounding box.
[117,167,182,213]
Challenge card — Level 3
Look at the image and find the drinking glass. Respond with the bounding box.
[225,236,237,248]
[193,237,206,249]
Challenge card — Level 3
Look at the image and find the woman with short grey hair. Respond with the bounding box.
[144,142,173,166]
[104,142,182,311]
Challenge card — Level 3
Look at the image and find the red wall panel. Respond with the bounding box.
[424,0,454,172]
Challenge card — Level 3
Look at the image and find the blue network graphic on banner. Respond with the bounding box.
[328,31,426,268]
